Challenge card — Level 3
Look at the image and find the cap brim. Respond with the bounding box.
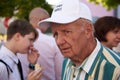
[38,16,80,25]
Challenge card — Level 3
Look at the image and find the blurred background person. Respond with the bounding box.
[94,16,120,50]
[94,16,120,57]
[18,7,63,80]
[29,7,50,33]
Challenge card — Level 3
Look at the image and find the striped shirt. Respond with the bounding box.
[62,40,120,80]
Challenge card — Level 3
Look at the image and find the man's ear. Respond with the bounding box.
[13,32,21,41]
[85,23,93,38]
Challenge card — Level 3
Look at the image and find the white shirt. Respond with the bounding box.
[0,45,21,80]
[18,29,64,80]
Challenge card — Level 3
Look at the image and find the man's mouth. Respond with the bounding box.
[61,47,70,53]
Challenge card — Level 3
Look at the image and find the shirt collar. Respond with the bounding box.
[81,39,104,79]
[1,45,19,64]
[82,39,101,72]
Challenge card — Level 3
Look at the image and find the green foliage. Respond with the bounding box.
[0,0,52,20]
[88,0,120,10]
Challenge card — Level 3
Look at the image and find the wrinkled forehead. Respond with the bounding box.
[51,23,80,33]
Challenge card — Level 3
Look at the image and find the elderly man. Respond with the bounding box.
[39,0,120,80]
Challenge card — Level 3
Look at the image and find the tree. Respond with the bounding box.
[88,0,120,10]
[0,0,52,20]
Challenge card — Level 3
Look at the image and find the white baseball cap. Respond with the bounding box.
[39,0,92,25]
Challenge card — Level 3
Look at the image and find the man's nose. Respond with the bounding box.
[56,35,65,46]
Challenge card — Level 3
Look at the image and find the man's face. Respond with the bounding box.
[52,20,87,59]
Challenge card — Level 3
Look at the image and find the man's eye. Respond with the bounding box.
[29,39,34,42]
[64,31,71,34]
[65,31,70,33]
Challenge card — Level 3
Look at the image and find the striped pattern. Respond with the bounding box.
[62,45,120,80]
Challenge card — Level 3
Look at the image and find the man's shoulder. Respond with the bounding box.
[0,61,7,68]
[0,59,10,73]
[101,47,120,66]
